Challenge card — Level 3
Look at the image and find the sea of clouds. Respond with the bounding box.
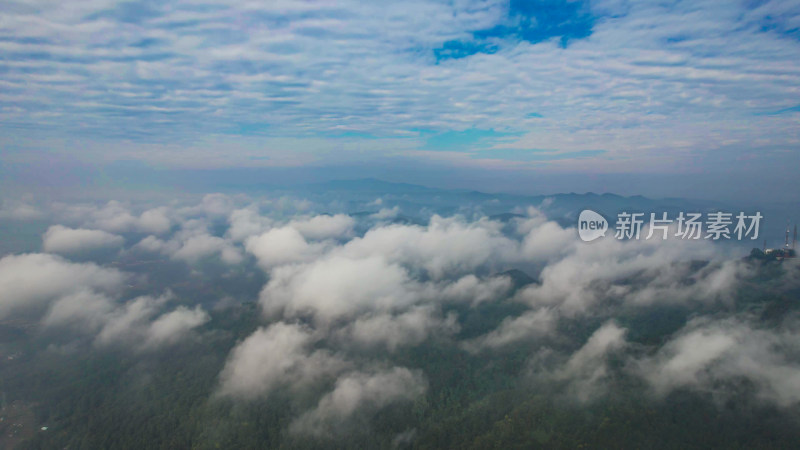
[1,192,798,434]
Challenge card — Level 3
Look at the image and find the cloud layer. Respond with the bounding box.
[1,191,799,440]
[1,0,798,178]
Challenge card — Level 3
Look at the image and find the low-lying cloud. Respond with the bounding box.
[2,192,797,440]
[43,225,125,254]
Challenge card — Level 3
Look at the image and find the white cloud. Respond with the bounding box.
[629,316,800,406]
[89,201,172,234]
[42,290,208,349]
[137,207,172,234]
[134,235,173,253]
[21,198,787,415]
[86,201,137,233]
[0,253,126,319]
[0,202,45,220]
[143,305,210,348]
[370,207,400,220]
[438,274,512,306]
[341,215,518,279]
[202,194,235,216]
[172,233,243,265]
[218,322,347,399]
[227,206,272,242]
[513,234,742,315]
[41,289,115,331]
[0,250,204,351]
[43,225,124,254]
[290,367,427,435]
[519,220,575,262]
[260,254,415,324]
[245,227,325,269]
[289,214,355,240]
[636,320,738,397]
[465,307,557,351]
[338,306,459,351]
[95,292,209,351]
[554,321,627,402]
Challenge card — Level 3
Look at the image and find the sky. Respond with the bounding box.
[1,0,800,201]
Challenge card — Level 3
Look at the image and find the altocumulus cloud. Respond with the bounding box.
[1,0,798,173]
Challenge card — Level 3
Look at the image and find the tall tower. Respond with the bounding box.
[786,221,791,248]
[794,225,797,250]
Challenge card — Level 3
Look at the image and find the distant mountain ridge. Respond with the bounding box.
[312,178,789,246]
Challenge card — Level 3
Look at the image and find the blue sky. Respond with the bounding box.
[1,0,800,200]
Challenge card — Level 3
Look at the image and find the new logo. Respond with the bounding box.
[578,209,608,242]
